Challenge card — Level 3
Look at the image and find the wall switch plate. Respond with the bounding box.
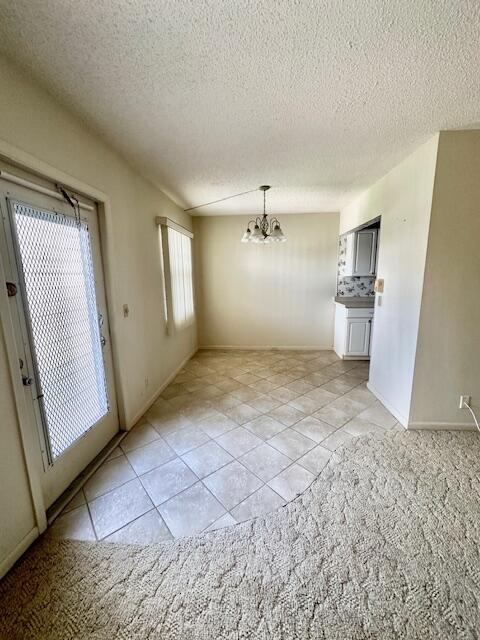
[459,395,471,409]
[123,304,129,318]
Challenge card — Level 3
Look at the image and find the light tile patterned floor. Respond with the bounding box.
[50,349,400,544]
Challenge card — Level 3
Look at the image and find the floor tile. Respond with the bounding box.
[231,485,285,522]
[197,413,238,438]
[268,428,316,460]
[125,438,176,475]
[84,455,136,502]
[312,404,354,428]
[322,396,366,418]
[291,416,336,443]
[288,395,325,414]
[106,446,123,461]
[161,382,187,399]
[357,403,397,429]
[62,489,86,514]
[206,512,237,531]
[302,372,331,387]
[343,384,377,408]
[216,426,262,457]
[105,509,172,544]
[297,444,332,475]
[140,458,197,506]
[240,443,291,481]
[243,415,286,440]
[233,372,261,385]
[149,412,193,435]
[215,378,244,392]
[210,393,243,412]
[203,460,263,510]
[270,386,300,403]
[321,377,357,395]
[230,386,262,403]
[254,379,282,393]
[158,482,226,537]
[225,403,262,425]
[49,505,96,541]
[89,478,153,539]
[247,394,282,413]
[268,464,315,501]
[181,403,221,422]
[285,379,315,394]
[343,416,385,436]
[268,403,306,427]
[164,426,210,455]
[321,428,356,451]
[120,421,160,452]
[181,440,233,478]
[305,387,338,406]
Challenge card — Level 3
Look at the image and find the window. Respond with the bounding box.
[158,218,195,331]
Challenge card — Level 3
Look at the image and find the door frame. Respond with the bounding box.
[0,139,126,534]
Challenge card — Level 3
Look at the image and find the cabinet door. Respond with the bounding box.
[354,229,377,275]
[346,318,371,356]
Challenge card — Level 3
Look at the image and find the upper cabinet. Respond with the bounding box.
[343,229,378,276]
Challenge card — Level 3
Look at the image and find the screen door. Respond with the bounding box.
[1,179,118,507]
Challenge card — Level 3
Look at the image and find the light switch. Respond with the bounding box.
[374,278,384,293]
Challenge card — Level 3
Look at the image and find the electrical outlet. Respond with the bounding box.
[459,395,471,409]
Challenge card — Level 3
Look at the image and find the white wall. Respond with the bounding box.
[340,136,439,424]
[409,131,480,427]
[194,213,339,349]
[0,56,196,574]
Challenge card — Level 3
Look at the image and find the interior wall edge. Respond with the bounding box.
[0,527,38,580]
[367,381,408,427]
[198,345,334,351]
[126,347,198,429]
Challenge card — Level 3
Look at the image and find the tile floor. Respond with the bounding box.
[50,349,400,544]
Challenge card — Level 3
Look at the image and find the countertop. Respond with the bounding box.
[334,296,375,308]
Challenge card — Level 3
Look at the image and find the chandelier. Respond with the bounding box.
[241,186,286,244]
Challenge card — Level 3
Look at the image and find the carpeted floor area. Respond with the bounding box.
[1,430,479,639]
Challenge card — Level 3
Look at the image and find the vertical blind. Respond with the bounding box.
[167,226,194,329]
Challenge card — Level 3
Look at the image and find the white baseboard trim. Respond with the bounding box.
[198,345,334,351]
[407,421,476,431]
[367,381,409,428]
[0,527,38,579]
[127,347,198,428]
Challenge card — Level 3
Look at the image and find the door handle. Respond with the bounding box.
[22,375,33,386]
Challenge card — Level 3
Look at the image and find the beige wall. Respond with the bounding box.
[340,136,439,424]
[0,56,196,573]
[410,131,480,427]
[194,213,339,349]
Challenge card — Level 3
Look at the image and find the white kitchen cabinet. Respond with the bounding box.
[334,304,374,359]
[346,318,371,356]
[343,229,377,276]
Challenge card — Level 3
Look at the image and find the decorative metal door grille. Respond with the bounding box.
[10,201,109,460]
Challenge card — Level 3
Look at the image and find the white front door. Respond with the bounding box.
[0,179,118,507]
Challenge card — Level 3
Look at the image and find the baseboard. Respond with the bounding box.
[0,527,38,579]
[367,381,409,428]
[127,347,198,428]
[407,421,476,431]
[198,345,334,351]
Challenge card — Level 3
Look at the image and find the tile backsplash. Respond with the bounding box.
[337,235,375,297]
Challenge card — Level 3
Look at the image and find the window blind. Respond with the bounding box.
[167,226,194,329]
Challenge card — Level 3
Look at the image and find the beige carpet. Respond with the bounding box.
[1,430,479,639]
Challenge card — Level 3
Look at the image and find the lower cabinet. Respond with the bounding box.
[346,318,371,356]
[334,304,374,359]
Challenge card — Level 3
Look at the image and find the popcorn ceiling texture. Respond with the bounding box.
[0,1,480,214]
[1,430,479,639]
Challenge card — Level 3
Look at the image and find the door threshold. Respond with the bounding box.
[46,431,127,525]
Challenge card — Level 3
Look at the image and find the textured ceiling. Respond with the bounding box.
[0,1,480,215]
